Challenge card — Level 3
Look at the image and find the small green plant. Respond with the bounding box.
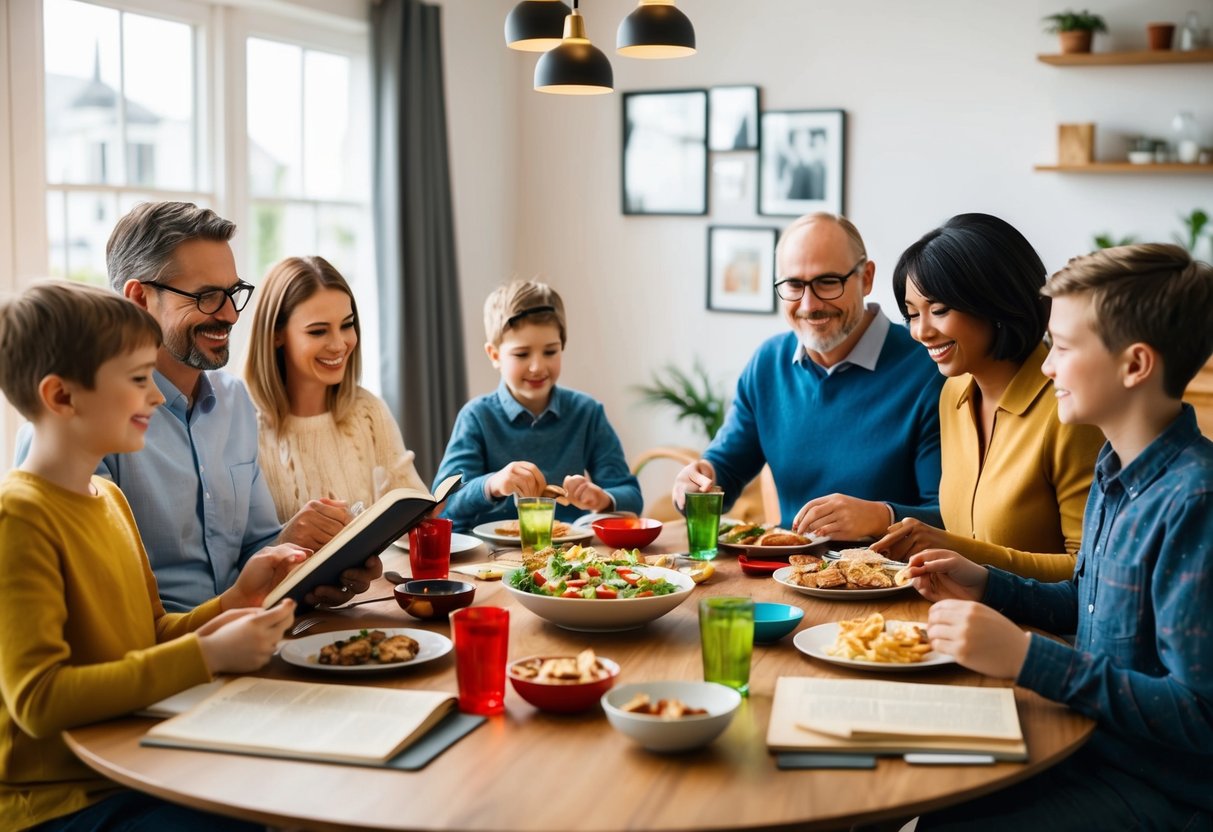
[1042,10,1108,33]
[1093,233,1137,250]
[1175,209,1210,255]
[633,361,727,442]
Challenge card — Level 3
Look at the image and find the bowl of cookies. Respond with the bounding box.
[508,649,620,713]
[601,681,741,752]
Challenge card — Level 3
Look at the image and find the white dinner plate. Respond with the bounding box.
[392,531,484,558]
[772,566,911,600]
[471,521,594,547]
[279,628,452,673]
[717,537,827,556]
[793,621,955,672]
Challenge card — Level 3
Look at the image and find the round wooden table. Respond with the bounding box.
[65,525,1092,831]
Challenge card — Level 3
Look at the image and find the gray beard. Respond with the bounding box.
[796,313,860,355]
[164,324,230,371]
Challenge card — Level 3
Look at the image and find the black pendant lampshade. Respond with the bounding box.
[534,10,614,95]
[504,0,572,52]
[616,0,696,59]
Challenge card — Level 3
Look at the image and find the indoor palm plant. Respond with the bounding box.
[1043,10,1108,54]
[633,361,727,445]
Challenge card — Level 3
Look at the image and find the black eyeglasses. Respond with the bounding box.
[140,280,256,314]
[774,258,866,302]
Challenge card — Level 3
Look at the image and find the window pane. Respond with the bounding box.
[318,204,379,393]
[303,50,354,199]
[123,13,195,190]
[44,0,121,185]
[247,200,315,281]
[46,190,67,278]
[65,191,119,286]
[247,38,302,196]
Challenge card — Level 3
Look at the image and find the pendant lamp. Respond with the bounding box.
[616,0,696,59]
[504,0,571,52]
[534,3,614,95]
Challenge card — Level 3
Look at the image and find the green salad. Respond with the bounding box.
[510,545,681,600]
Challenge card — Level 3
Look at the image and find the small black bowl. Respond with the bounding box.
[393,579,476,621]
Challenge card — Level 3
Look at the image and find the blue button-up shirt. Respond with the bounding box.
[983,405,1213,811]
[433,383,643,532]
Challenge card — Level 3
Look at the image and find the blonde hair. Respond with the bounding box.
[483,280,567,347]
[245,256,362,431]
[1044,244,1213,398]
[775,212,868,268]
[0,280,161,420]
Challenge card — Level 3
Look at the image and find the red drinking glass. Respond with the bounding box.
[451,606,509,716]
[408,518,452,580]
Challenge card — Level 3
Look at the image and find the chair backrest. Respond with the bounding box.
[629,446,780,525]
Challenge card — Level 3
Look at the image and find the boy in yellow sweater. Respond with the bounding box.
[0,282,303,831]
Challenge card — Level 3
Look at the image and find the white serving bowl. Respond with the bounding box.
[601,681,742,752]
[502,565,694,632]
[1127,150,1154,165]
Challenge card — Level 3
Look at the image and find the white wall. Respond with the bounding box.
[472,0,1213,484]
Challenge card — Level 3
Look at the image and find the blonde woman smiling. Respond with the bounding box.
[245,256,426,521]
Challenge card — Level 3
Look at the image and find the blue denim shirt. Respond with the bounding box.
[17,371,283,612]
[983,405,1213,811]
[433,383,642,532]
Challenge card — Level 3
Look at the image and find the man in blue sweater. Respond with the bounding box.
[674,213,944,538]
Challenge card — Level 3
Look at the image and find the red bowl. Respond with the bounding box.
[591,517,663,549]
[508,655,621,713]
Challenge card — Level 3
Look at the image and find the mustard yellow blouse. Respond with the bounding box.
[937,343,1105,581]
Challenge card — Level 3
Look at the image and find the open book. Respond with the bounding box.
[143,677,457,765]
[767,677,1027,761]
[263,474,462,607]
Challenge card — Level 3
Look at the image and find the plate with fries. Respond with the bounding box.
[793,614,955,672]
[772,566,911,600]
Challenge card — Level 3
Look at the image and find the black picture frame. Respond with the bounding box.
[758,109,846,217]
[622,89,708,216]
[709,85,760,151]
[706,226,779,314]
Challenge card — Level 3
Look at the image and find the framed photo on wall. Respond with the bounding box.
[709,85,759,151]
[758,109,845,217]
[622,89,708,215]
[706,226,779,314]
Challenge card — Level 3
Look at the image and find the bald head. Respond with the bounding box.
[775,212,867,274]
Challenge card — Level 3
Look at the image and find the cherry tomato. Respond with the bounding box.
[595,585,618,599]
[561,589,582,599]
[566,578,588,588]
[531,570,546,586]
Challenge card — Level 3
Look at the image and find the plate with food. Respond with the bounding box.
[279,628,452,673]
[392,531,484,557]
[823,547,904,570]
[471,519,594,547]
[793,613,954,672]
[773,555,912,600]
[502,545,694,631]
[716,523,826,556]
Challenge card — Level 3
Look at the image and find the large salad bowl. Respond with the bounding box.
[502,564,695,632]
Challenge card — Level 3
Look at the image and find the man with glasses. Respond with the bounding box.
[17,202,370,611]
[673,212,945,540]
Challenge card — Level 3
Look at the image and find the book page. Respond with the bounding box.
[146,677,455,762]
[136,679,227,718]
[791,678,1022,741]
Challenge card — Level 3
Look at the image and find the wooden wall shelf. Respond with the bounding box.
[1038,49,1213,66]
[1035,163,1213,173]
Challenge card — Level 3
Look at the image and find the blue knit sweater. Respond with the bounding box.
[704,326,944,527]
[434,383,643,532]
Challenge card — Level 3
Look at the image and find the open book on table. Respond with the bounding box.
[767,677,1028,761]
[143,677,457,765]
[263,474,462,607]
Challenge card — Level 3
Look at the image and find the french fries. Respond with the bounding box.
[826,612,932,664]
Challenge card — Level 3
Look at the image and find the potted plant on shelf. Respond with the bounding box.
[1043,9,1108,54]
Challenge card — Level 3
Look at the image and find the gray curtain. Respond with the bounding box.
[370,0,466,485]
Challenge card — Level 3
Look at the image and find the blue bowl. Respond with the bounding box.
[753,602,804,643]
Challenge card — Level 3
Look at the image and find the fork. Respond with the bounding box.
[286,594,396,637]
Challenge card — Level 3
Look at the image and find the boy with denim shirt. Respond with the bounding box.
[0,282,301,831]
[434,281,642,532]
[903,245,1213,829]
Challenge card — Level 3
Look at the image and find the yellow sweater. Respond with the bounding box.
[938,343,1105,581]
[0,471,220,830]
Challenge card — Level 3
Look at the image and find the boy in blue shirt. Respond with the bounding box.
[434,281,642,532]
[904,244,1213,829]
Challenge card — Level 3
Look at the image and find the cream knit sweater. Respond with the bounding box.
[257,387,428,523]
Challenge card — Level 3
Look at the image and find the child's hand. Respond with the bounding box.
[672,460,716,510]
[488,461,547,499]
[221,544,310,610]
[927,599,1030,679]
[562,474,611,512]
[901,548,989,602]
[198,601,295,675]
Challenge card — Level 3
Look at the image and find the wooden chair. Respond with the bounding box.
[630,446,778,525]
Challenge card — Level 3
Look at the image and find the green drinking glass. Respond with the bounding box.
[684,490,723,561]
[515,495,556,553]
[699,597,755,696]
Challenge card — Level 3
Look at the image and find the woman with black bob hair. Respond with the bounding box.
[872,213,1104,580]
